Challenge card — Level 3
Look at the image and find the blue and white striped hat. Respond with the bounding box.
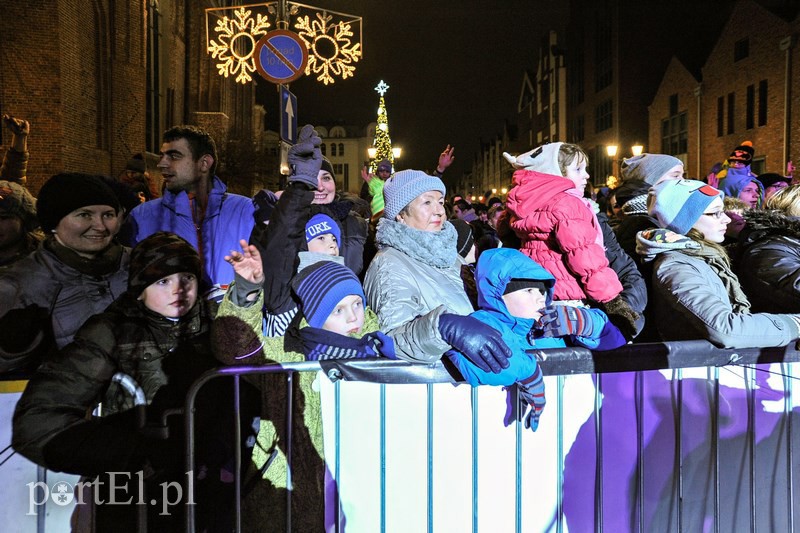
[291,260,365,329]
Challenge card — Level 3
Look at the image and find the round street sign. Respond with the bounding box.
[254,30,309,84]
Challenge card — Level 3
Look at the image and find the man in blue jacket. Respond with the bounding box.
[128,125,255,300]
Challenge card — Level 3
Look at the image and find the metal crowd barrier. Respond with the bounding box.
[183,340,800,532]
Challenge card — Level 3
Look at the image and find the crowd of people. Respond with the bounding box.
[2,114,800,530]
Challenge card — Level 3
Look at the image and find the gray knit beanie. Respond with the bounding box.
[621,154,683,186]
[0,180,38,232]
[382,169,446,220]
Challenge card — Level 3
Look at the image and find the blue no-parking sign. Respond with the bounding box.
[255,30,308,85]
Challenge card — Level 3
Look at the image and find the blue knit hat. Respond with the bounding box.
[291,261,366,328]
[305,213,341,245]
[376,159,392,173]
[648,179,723,235]
[382,169,446,220]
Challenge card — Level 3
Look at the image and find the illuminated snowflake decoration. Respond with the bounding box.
[294,12,362,85]
[207,7,271,84]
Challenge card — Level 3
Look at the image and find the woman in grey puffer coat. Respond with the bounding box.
[636,179,800,348]
[364,170,511,374]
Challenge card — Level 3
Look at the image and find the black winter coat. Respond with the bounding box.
[735,211,800,313]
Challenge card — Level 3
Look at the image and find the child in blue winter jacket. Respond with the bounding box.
[447,247,626,430]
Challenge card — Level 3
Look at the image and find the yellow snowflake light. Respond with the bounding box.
[294,12,362,85]
[207,6,272,84]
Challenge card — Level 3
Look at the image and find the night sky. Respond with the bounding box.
[257,1,568,181]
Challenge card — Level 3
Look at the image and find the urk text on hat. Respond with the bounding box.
[305,213,341,244]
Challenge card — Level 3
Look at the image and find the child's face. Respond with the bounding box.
[502,288,547,320]
[564,157,589,192]
[308,233,339,255]
[322,294,365,335]
[138,272,198,318]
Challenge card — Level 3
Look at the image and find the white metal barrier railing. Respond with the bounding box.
[184,341,800,533]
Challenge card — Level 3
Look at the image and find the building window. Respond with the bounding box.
[331,143,337,157]
[320,144,326,156]
[746,84,755,130]
[569,115,585,143]
[758,79,768,126]
[594,10,612,91]
[669,94,678,116]
[727,93,735,134]
[338,143,344,156]
[661,111,687,155]
[595,100,613,133]
[734,38,749,62]
[568,35,584,106]
[717,96,724,137]
[334,163,350,190]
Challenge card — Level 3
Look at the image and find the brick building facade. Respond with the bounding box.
[0,0,260,195]
[650,0,796,178]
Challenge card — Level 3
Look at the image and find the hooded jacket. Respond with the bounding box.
[506,169,623,303]
[718,167,763,207]
[448,248,623,387]
[636,228,799,348]
[735,210,800,313]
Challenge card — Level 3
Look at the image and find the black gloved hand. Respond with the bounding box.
[288,124,322,189]
[438,313,511,374]
[598,295,640,340]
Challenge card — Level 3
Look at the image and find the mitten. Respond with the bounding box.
[517,366,546,432]
[537,305,599,338]
[288,124,322,188]
[598,295,640,340]
[438,313,511,374]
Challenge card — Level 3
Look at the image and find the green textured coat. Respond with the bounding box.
[213,285,381,532]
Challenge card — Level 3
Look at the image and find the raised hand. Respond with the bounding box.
[437,145,455,173]
[288,124,322,188]
[225,239,264,285]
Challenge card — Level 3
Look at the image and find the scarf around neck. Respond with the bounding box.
[678,242,751,313]
[375,218,458,268]
[44,235,124,277]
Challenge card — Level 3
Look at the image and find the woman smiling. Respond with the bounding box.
[364,170,511,373]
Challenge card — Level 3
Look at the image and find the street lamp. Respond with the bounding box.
[392,147,402,159]
[367,147,377,159]
[606,144,620,183]
[631,144,644,157]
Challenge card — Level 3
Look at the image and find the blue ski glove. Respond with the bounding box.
[288,124,322,188]
[438,313,512,374]
[537,305,598,339]
[517,366,546,432]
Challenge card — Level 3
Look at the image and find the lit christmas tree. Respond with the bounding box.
[370,80,395,173]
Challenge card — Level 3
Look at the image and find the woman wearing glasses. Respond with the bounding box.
[635,179,800,348]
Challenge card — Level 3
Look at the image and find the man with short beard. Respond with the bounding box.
[127,125,256,301]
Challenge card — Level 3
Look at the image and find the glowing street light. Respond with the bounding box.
[367,147,377,159]
[392,147,402,159]
[631,144,644,157]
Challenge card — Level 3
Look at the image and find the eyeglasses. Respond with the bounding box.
[702,211,727,219]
